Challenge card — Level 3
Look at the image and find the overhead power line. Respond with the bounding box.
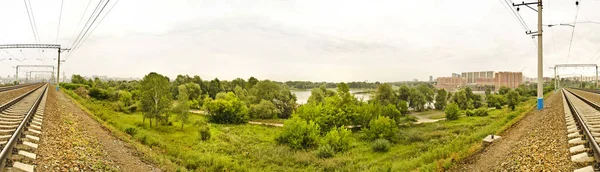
[68,0,120,58]
[56,0,64,43]
[566,1,581,63]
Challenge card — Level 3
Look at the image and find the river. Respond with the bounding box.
[291,89,371,104]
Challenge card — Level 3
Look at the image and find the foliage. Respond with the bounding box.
[471,94,483,109]
[453,90,469,110]
[373,83,397,106]
[372,139,391,152]
[60,83,90,90]
[506,90,520,111]
[397,85,410,102]
[124,127,137,136]
[434,89,447,110]
[485,87,491,97]
[277,117,320,149]
[362,116,399,142]
[498,86,511,95]
[249,100,280,119]
[74,87,90,99]
[474,108,489,117]
[397,100,409,115]
[208,78,222,99]
[417,84,435,106]
[487,94,506,109]
[444,103,460,120]
[139,72,173,127]
[316,144,335,158]
[173,85,190,129]
[203,92,249,124]
[246,76,259,89]
[321,127,353,153]
[88,87,109,100]
[71,74,88,85]
[249,80,298,118]
[198,123,211,141]
[408,88,426,111]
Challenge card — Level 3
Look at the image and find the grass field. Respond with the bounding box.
[63,89,540,171]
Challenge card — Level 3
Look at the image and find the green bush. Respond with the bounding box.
[249,100,280,119]
[474,108,489,117]
[124,127,137,136]
[316,144,335,158]
[60,83,90,90]
[321,127,353,153]
[203,93,249,124]
[362,116,399,142]
[445,103,460,120]
[464,109,474,117]
[276,117,320,149]
[372,139,391,152]
[199,125,211,141]
[88,87,109,100]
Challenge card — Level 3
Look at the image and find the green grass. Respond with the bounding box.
[62,89,543,171]
[411,110,447,120]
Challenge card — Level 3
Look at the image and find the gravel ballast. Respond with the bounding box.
[452,92,575,171]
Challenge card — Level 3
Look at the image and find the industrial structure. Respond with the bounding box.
[436,71,524,91]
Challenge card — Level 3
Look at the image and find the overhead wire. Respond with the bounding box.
[56,0,64,43]
[68,0,120,58]
[68,0,106,51]
[566,2,580,63]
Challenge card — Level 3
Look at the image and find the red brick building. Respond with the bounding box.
[495,72,523,89]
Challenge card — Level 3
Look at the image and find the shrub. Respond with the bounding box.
[397,100,409,115]
[372,139,391,152]
[506,90,520,111]
[277,117,320,149]
[203,94,249,124]
[316,144,335,158]
[249,100,280,119]
[445,103,460,120]
[199,125,211,141]
[474,108,489,117]
[60,83,89,90]
[88,87,109,100]
[464,109,474,117]
[124,127,137,136]
[321,127,353,153]
[362,116,399,142]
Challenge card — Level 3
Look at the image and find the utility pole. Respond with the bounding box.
[514,0,543,110]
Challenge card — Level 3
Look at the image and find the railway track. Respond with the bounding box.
[563,88,600,172]
[0,84,48,172]
[0,84,35,93]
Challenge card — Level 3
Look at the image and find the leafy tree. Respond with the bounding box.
[464,87,474,100]
[445,103,460,120]
[507,90,520,111]
[397,85,410,101]
[373,83,397,106]
[453,90,469,110]
[362,116,399,142]
[203,92,249,124]
[247,76,259,89]
[487,94,506,109]
[139,72,172,127]
[471,94,483,109]
[208,78,222,99]
[498,86,511,95]
[307,87,326,104]
[417,84,435,106]
[174,85,190,129]
[397,100,409,115]
[408,88,426,111]
[233,86,249,103]
[249,80,297,118]
[434,89,447,110]
[249,100,280,119]
[71,74,87,85]
[117,90,134,112]
[88,87,109,100]
[182,83,201,101]
[485,87,492,97]
[321,127,353,153]
[231,78,246,88]
[277,117,320,149]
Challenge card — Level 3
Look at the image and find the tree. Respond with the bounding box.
[249,100,280,119]
[445,103,460,120]
[397,100,409,114]
[247,76,259,89]
[71,74,87,85]
[231,78,246,88]
[408,88,426,111]
[471,94,483,108]
[397,85,410,101]
[139,72,172,127]
[498,86,511,95]
[249,80,297,118]
[307,87,326,104]
[277,117,320,149]
[487,94,506,109]
[453,90,469,110]
[485,87,492,98]
[417,84,435,107]
[434,89,447,110]
[373,83,397,106]
[208,78,222,98]
[184,83,202,101]
[362,116,399,142]
[203,92,249,124]
[174,85,190,129]
[506,90,520,111]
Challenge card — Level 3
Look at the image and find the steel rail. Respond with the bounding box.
[0,84,35,93]
[564,88,600,165]
[572,87,600,95]
[0,84,46,170]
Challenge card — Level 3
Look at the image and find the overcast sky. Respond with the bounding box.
[1,0,600,82]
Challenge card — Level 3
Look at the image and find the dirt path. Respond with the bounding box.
[35,88,159,171]
[451,93,575,171]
